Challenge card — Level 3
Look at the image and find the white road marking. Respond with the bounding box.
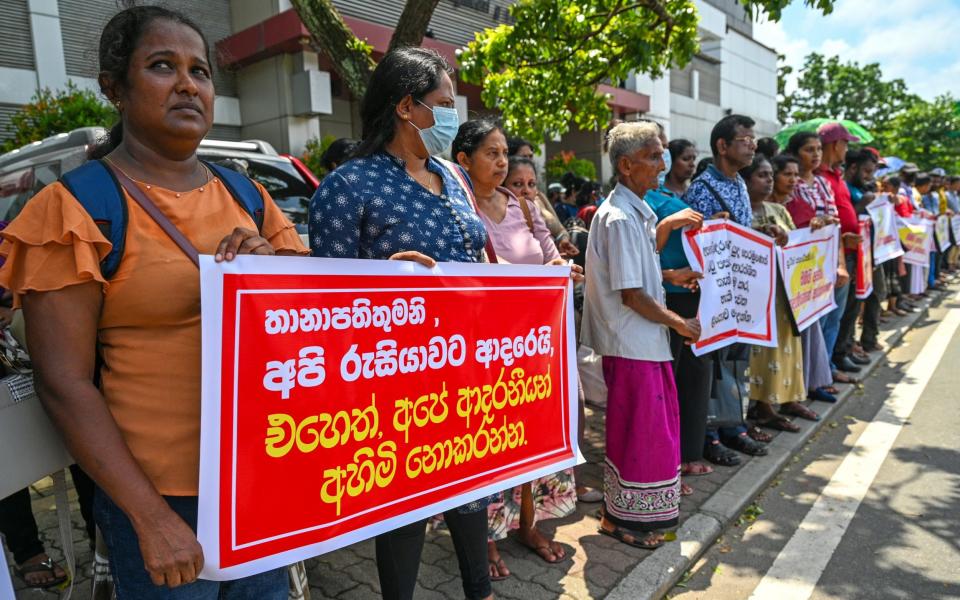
[749,293,960,600]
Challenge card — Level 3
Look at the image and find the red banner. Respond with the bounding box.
[856,216,874,299]
[197,257,578,579]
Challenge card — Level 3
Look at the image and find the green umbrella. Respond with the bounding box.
[774,118,874,148]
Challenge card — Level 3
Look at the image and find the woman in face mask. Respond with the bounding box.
[309,48,494,600]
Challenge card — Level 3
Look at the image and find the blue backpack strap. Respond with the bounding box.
[59,160,127,280]
[204,161,265,232]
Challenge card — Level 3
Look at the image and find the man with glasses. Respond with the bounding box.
[682,115,769,465]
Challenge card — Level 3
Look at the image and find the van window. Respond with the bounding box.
[0,167,34,223]
[0,162,60,222]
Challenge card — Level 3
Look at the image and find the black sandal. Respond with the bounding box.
[703,441,741,466]
[16,557,68,590]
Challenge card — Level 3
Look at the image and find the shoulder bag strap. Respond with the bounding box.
[105,161,200,268]
[698,177,735,217]
[436,158,499,264]
[501,186,535,234]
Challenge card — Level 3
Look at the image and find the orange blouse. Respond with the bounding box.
[0,176,308,495]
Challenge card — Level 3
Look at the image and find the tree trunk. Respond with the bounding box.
[389,0,442,51]
[290,0,377,99]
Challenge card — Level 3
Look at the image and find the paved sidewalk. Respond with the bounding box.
[5,289,947,599]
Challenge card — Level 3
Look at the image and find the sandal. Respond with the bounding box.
[488,557,510,581]
[598,524,665,550]
[703,441,741,466]
[747,425,773,443]
[680,462,714,476]
[780,402,820,422]
[16,556,68,590]
[518,528,567,564]
[680,481,694,496]
[833,371,859,385]
[756,416,801,432]
[808,387,837,403]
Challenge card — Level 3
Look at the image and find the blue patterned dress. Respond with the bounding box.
[309,152,487,263]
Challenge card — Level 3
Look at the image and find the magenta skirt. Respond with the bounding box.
[601,356,681,531]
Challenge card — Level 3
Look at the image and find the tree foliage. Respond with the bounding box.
[291,0,837,145]
[875,95,960,173]
[776,53,794,124]
[781,52,917,133]
[2,83,116,153]
[459,0,836,144]
[459,0,700,144]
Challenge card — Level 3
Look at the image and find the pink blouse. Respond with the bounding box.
[479,187,561,265]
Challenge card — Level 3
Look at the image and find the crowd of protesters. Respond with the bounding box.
[0,4,956,600]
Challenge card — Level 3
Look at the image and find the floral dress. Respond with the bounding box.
[487,470,577,541]
[746,202,806,405]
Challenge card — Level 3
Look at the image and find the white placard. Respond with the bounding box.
[682,220,778,356]
[865,195,904,265]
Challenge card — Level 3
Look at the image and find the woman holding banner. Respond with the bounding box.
[451,119,582,580]
[0,6,308,598]
[309,48,494,600]
[771,155,837,403]
[741,156,819,431]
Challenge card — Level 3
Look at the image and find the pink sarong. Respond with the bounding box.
[601,356,681,531]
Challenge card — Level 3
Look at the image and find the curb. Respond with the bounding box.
[605,291,946,600]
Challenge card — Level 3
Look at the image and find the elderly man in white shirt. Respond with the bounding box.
[582,121,701,550]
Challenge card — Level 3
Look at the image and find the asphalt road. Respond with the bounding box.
[669,293,960,600]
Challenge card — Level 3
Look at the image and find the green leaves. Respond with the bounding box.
[875,94,960,172]
[459,0,836,145]
[2,82,116,153]
[459,0,700,144]
[784,52,917,133]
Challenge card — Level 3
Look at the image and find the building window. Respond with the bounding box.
[670,55,720,105]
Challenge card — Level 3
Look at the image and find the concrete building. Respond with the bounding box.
[0,0,777,183]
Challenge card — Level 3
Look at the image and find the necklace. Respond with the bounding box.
[106,158,212,194]
[410,169,439,195]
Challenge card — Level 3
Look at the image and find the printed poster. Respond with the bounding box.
[856,216,874,299]
[197,256,579,579]
[865,195,904,265]
[777,224,839,331]
[898,216,933,267]
[682,219,777,357]
[935,214,952,252]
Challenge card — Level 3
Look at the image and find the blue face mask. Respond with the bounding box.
[658,148,672,186]
[410,101,460,156]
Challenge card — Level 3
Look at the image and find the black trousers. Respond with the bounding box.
[376,507,490,600]
[666,292,713,464]
[834,253,861,361]
[0,488,44,565]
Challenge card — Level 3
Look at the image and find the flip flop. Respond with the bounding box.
[680,462,714,476]
[680,482,694,496]
[756,416,801,433]
[746,425,773,443]
[780,402,820,422]
[519,538,567,564]
[15,557,68,590]
[488,557,510,581]
[598,525,664,550]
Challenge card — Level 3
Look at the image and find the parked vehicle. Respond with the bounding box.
[0,127,318,234]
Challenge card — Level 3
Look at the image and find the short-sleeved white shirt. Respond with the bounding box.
[581,183,672,361]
